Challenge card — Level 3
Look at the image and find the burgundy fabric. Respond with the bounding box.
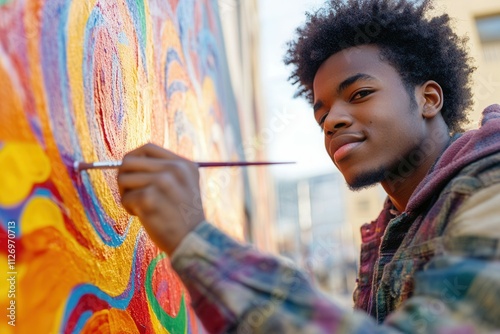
[408,104,500,213]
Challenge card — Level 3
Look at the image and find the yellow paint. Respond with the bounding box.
[147,300,170,334]
[81,309,140,334]
[21,197,65,235]
[16,213,143,333]
[22,0,102,252]
[67,0,127,229]
[66,0,155,230]
[0,143,51,206]
[10,187,143,332]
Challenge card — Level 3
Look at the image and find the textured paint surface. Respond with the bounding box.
[0,0,246,332]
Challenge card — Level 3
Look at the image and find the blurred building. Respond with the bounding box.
[438,0,500,126]
[276,173,361,300]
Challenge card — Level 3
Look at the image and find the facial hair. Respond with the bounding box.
[347,166,387,191]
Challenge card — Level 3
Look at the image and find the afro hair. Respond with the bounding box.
[284,0,475,133]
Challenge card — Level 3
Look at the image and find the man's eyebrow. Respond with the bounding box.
[313,101,323,113]
[337,73,375,95]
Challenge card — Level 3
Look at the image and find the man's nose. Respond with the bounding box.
[323,106,353,136]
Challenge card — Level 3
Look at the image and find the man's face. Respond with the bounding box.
[312,45,427,190]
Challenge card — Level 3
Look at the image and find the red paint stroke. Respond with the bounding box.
[64,294,110,334]
[128,236,158,333]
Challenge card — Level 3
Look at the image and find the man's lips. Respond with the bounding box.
[333,142,363,162]
[329,134,365,163]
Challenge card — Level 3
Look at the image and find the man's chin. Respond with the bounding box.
[346,168,386,191]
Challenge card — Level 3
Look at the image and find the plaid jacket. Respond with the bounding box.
[172,105,500,333]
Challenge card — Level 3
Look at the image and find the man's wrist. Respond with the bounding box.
[170,220,209,260]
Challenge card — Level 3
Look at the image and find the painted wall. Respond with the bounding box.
[0,0,252,332]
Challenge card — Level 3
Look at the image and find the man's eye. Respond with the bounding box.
[351,90,373,101]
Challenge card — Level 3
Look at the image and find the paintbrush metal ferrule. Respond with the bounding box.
[74,161,122,172]
[74,160,295,172]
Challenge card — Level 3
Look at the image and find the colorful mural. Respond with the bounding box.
[0,0,248,332]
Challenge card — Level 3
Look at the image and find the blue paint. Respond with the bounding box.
[60,230,144,332]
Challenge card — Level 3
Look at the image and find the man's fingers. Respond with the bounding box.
[117,172,155,196]
[120,187,142,216]
[116,145,206,255]
[126,143,186,160]
[119,156,162,173]
[119,145,195,175]
[118,171,180,196]
[119,155,188,173]
[120,185,158,217]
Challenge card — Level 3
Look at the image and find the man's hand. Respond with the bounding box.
[117,143,205,255]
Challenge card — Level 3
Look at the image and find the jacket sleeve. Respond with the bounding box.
[170,221,380,333]
[171,185,500,334]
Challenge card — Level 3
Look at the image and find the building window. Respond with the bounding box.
[476,14,500,62]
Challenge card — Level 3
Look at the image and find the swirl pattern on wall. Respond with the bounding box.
[0,0,246,332]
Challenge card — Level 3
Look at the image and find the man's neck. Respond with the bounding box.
[382,130,451,213]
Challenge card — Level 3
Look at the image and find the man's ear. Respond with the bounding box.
[419,80,444,119]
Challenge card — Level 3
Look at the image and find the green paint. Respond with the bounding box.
[146,253,187,334]
[0,0,11,6]
[135,0,147,45]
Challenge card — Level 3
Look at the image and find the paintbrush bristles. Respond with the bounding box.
[74,160,295,172]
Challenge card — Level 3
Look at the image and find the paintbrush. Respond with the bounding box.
[74,160,295,172]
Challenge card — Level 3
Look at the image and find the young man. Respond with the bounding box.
[118,0,500,332]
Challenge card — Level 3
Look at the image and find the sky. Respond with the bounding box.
[258,0,337,179]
